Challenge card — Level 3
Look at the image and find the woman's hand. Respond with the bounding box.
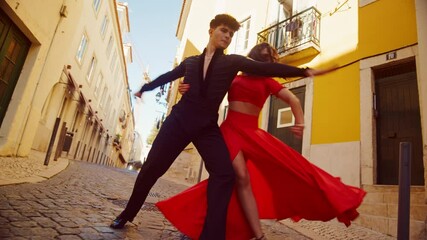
[178,80,190,95]
[291,123,305,138]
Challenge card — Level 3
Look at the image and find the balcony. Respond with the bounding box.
[257,7,321,63]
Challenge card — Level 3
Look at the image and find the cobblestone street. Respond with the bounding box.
[0,159,400,239]
[0,160,313,239]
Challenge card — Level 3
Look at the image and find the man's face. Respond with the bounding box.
[209,24,235,50]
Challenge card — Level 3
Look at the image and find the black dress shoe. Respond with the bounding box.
[110,217,128,229]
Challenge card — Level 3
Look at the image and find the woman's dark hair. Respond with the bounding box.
[247,42,278,63]
[210,14,240,31]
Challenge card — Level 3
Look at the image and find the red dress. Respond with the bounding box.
[156,75,366,240]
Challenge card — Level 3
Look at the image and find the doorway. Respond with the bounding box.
[0,9,31,126]
[375,59,424,185]
[268,86,305,153]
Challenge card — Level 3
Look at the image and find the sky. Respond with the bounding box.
[122,0,183,145]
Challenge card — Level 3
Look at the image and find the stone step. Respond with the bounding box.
[359,202,427,221]
[356,213,426,239]
[362,185,425,204]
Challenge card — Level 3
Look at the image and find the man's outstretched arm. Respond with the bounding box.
[135,61,186,98]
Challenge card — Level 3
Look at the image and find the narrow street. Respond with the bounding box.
[0,160,310,239]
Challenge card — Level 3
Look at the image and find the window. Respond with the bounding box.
[277,107,295,128]
[94,73,103,97]
[106,35,114,57]
[105,96,112,118]
[116,79,123,98]
[76,33,88,64]
[110,50,117,71]
[114,65,120,82]
[234,17,251,54]
[109,109,116,126]
[93,0,102,13]
[86,55,97,82]
[100,86,108,108]
[100,14,109,38]
[117,80,124,100]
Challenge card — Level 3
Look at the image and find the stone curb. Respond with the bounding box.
[0,157,69,186]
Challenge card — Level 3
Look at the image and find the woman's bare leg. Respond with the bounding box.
[233,151,264,238]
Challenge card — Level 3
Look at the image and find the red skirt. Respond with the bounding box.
[156,110,366,240]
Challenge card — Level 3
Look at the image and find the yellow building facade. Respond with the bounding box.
[0,0,134,168]
[167,0,426,238]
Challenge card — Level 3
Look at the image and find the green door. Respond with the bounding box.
[0,10,30,126]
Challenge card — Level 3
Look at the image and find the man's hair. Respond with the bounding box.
[210,14,240,31]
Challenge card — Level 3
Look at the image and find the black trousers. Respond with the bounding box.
[120,108,235,240]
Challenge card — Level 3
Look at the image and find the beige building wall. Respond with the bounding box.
[0,0,134,168]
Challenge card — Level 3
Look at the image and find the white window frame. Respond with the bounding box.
[109,109,116,126]
[76,33,88,65]
[110,50,117,71]
[234,17,251,54]
[277,107,295,128]
[100,14,109,38]
[93,0,102,14]
[94,72,103,97]
[86,55,97,83]
[105,96,112,119]
[106,35,114,58]
[100,86,108,108]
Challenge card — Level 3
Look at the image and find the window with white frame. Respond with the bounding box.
[109,109,116,126]
[234,17,251,54]
[116,78,123,98]
[114,65,120,82]
[86,55,97,82]
[100,86,108,108]
[94,73,103,97]
[277,107,295,128]
[110,50,117,71]
[105,96,112,118]
[117,80,124,100]
[106,35,114,57]
[76,33,88,64]
[100,14,109,38]
[93,0,102,13]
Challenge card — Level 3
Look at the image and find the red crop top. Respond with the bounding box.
[228,75,284,108]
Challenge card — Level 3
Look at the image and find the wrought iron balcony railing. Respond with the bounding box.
[257,7,321,56]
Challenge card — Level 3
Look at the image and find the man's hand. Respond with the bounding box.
[134,91,142,98]
[305,65,339,77]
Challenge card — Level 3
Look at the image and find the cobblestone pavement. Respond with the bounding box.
[0,151,68,185]
[0,159,397,239]
[0,160,311,239]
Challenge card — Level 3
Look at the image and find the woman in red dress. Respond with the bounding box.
[156,43,366,240]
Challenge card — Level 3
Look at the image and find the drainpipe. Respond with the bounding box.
[15,3,68,156]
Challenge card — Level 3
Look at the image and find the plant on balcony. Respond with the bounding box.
[113,133,121,145]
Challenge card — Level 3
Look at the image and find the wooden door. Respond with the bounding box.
[0,10,30,126]
[375,60,424,185]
